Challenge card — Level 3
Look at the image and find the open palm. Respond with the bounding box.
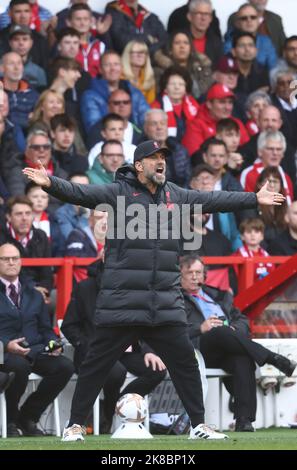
[257,181,286,206]
[22,160,51,188]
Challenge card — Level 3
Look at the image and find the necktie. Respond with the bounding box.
[9,284,19,307]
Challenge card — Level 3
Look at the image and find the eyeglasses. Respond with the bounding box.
[101,153,124,159]
[238,15,258,21]
[0,256,20,263]
[29,144,51,151]
[110,100,131,106]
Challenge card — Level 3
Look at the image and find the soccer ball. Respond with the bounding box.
[115,393,147,423]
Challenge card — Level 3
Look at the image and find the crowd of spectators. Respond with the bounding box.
[1,0,296,273]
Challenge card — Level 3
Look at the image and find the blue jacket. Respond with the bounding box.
[224,32,277,70]
[3,80,39,130]
[54,203,89,243]
[0,281,57,361]
[81,78,149,131]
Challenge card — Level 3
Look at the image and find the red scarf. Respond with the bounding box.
[30,3,41,32]
[162,94,199,137]
[25,158,54,176]
[118,0,147,29]
[7,222,33,248]
[33,211,51,239]
[236,243,274,280]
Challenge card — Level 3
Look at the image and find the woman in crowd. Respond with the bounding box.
[152,65,199,141]
[29,89,65,132]
[121,40,156,104]
[154,30,212,99]
[255,166,288,248]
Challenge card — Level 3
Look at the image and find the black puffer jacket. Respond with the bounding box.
[46,166,257,327]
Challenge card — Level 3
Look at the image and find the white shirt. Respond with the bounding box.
[88,141,136,168]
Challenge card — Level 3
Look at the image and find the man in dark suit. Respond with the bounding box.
[0,242,74,437]
[181,254,296,431]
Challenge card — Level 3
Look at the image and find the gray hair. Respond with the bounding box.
[26,129,51,147]
[188,0,213,13]
[257,130,287,152]
[245,90,272,112]
[144,108,168,123]
[270,66,297,92]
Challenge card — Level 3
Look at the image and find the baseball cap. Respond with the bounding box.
[134,140,170,163]
[206,83,235,101]
[215,56,239,74]
[9,24,32,38]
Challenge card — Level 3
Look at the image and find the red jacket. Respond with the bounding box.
[76,39,106,78]
[182,103,250,155]
[240,159,293,203]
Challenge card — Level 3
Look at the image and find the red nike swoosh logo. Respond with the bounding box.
[133,192,141,196]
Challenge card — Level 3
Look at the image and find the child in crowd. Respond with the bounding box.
[50,114,88,175]
[25,182,50,239]
[216,118,244,174]
[233,218,274,280]
[87,113,136,167]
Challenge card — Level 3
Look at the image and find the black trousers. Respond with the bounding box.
[200,326,271,421]
[101,352,167,424]
[1,353,74,423]
[69,325,205,427]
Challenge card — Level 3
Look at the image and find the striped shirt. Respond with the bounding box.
[0,5,52,30]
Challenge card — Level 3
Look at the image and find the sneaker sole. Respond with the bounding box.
[61,436,85,442]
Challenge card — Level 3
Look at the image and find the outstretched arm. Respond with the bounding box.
[23,161,116,209]
[185,181,285,213]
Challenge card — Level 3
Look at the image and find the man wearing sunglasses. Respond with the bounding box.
[224,3,277,70]
[227,1,286,56]
[5,129,67,213]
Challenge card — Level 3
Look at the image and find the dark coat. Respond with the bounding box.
[0,227,53,291]
[163,137,191,188]
[183,286,250,349]
[45,165,257,327]
[64,227,97,258]
[0,281,56,361]
[268,229,297,256]
[167,3,221,39]
[106,1,167,55]
[0,27,49,69]
[52,147,88,176]
[61,262,149,371]
[3,153,68,213]
[61,263,100,369]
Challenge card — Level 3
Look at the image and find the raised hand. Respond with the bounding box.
[256,180,286,206]
[96,14,112,35]
[22,160,51,188]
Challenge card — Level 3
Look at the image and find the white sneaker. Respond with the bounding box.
[62,424,86,442]
[259,376,278,390]
[189,423,229,440]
